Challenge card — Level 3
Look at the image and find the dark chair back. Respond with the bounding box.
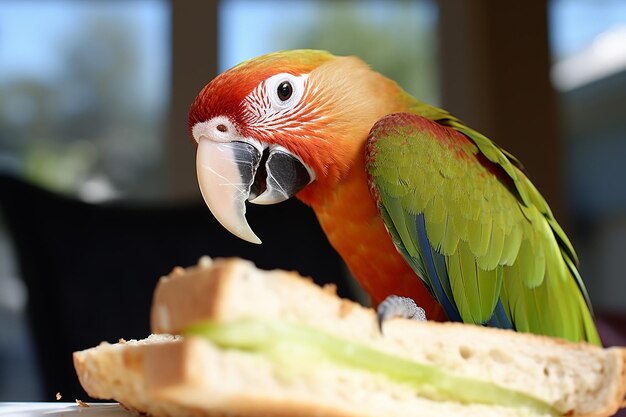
[0,174,349,400]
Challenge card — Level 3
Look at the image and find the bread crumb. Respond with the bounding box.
[172,266,185,276]
[119,338,127,344]
[55,392,62,401]
[76,399,90,408]
[322,283,337,295]
[198,255,213,268]
[339,299,354,317]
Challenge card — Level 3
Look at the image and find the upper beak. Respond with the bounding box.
[194,119,314,244]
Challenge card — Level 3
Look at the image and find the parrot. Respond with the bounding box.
[187,49,600,345]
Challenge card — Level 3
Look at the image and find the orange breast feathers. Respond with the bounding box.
[300,162,446,322]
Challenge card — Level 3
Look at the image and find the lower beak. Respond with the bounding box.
[196,139,314,244]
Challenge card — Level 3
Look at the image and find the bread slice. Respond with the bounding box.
[76,333,563,417]
[74,257,626,417]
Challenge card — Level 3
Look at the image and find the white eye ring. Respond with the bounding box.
[265,73,307,111]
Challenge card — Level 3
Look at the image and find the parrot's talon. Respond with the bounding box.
[377,295,426,334]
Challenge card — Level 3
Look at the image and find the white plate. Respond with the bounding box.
[0,403,133,416]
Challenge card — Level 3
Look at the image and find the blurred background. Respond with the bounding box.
[0,0,625,403]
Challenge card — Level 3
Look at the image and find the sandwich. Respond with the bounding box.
[73,257,626,417]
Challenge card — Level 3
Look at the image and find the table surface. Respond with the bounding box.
[0,403,133,416]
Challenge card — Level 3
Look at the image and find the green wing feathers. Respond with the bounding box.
[366,112,600,345]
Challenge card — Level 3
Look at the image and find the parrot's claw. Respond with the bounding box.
[377,295,426,334]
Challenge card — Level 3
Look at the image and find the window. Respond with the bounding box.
[219,0,440,105]
[550,0,626,311]
[0,0,170,202]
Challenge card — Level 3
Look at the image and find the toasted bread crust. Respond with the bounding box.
[575,345,626,417]
[151,257,231,334]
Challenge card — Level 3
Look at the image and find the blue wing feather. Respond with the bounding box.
[415,214,462,321]
[486,299,513,329]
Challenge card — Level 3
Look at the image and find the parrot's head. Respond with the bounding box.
[189,49,408,243]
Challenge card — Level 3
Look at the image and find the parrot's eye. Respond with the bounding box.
[277,81,293,102]
[248,72,307,114]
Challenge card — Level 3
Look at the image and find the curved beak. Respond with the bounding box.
[196,139,263,244]
[195,127,314,244]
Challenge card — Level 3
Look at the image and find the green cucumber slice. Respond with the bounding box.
[184,319,557,416]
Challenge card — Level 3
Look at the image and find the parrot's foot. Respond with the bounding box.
[376,295,426,334]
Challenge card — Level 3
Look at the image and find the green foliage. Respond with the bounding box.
[273,0,439,105]
[0,14,165,199]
